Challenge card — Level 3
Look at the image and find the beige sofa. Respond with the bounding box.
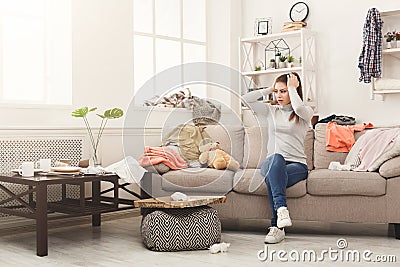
[141,123,400,239]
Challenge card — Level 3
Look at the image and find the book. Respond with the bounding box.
[283,21,307,26]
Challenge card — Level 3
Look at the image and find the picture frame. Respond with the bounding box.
[254,17,272,36]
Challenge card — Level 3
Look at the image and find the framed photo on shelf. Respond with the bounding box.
[254,17,272,36]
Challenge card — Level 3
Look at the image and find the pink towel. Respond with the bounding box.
[139,146,188,170]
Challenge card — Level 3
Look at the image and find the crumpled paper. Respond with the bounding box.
[209,242,230,254]
[171,192,188,201]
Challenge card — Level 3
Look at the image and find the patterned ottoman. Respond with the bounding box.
[141,206,221,251]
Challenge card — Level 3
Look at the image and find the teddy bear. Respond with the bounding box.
[198,141,240,172]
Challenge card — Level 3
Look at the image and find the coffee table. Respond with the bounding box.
[0,172,135,256]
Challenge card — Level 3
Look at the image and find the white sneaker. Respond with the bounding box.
[264,227,285,244]
[277,206,292,228]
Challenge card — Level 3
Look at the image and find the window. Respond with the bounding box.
[0,0,72,105]
[133,0,207,105]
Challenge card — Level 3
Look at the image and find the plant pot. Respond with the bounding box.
[269,62,276,69]
[386,41,392,49]
[287,62,294,68]
[278,62,286,68]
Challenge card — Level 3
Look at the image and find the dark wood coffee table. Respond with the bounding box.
[0,172,135,256]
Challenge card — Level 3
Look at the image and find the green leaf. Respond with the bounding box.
[71,107,89,117]
[89,107,97,112]
[110,108,124,119]
[104,109,111,118]
[96,114,106,119]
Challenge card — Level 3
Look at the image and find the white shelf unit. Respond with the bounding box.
[239,29,317,111]
[371,9,400,100]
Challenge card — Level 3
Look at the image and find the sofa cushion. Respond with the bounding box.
[313,123,366,169]
[379,156,400,178]
[242,127,268,168]
[232,169,306,197]
[304,128,314,171]
[307,169,386,196]
[314,124,347,169]
[161,168,234,194]
[204,125,244,166]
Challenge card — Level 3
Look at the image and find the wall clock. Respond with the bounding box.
[289,2,309,22]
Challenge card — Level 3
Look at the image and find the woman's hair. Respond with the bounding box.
[272,72,303,123]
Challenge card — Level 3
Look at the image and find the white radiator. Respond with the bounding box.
[0,136,84,217]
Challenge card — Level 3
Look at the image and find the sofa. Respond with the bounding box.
[141,123,400,239]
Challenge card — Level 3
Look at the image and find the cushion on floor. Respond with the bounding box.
[141,206,221,251]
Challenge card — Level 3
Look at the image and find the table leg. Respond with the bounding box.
[36,184,48,257]
[92,180,101,226]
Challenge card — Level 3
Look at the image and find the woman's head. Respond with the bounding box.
[273,72,303,106]
[273,72,303,123]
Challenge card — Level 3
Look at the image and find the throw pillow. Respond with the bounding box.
[379,156,400,178]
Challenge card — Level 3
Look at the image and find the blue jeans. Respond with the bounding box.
[260,153,308,227]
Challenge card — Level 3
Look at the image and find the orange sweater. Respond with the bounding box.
[326,122,374,152]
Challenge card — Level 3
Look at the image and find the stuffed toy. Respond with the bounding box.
[198,141,240,171]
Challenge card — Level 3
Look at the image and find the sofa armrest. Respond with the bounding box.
[140,172,170,198]
[387,177,400,222]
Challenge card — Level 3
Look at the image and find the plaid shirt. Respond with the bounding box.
[358,8,383,83]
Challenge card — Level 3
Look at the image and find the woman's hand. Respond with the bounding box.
[287,73,299,88]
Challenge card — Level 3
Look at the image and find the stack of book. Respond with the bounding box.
[282,21,307,32]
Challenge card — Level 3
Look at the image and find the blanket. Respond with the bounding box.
[139,146,188,170]
[344,128,400,171]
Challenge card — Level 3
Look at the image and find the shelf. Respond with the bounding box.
[383,48,400,54]
[381,10,400,17]
[48,199,118,215]
[240,29,308,43]
[373,89,400,94]
[242,67,302,76]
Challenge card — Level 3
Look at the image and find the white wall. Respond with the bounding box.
[241,0,400,126]
[0,0,133,128]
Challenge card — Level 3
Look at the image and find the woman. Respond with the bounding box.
[242,72,313,244]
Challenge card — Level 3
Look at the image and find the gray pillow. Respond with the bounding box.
[379,156,400,178]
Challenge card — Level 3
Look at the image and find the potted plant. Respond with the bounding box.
[254,60,264,71]
[278,55,287,68]
[287,56,294,68]
[269,58,276,69]
[384,31,396,49]
[72,107,124,166]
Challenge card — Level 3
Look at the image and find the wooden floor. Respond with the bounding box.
[0,210,399,266]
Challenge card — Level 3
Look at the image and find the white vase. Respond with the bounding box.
[386,41,392,49]
[278,62,286,68]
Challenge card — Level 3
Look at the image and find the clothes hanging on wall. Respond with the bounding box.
[358,8,383,83]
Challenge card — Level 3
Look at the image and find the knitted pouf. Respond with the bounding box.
[141,206,221,252]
